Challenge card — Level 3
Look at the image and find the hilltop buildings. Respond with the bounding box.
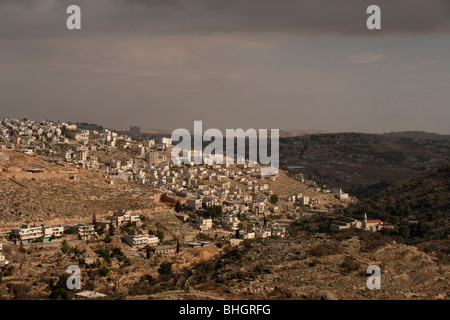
[0,116,358,265]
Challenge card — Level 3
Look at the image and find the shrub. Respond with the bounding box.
[158,262,173,275]
[96,267,110,277]
[61,240,70,254]
[269,194,279,205]
[308,243,338,257]
[341,256,360,273]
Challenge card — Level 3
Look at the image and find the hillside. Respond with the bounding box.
[342,164,450,244]
[280,132,450,193]
[0,150,158,230]
[147,235,449,300]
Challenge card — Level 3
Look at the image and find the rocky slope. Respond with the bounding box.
[191,235,449,300]
[0,150,157,230]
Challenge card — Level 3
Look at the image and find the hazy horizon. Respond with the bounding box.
[1,1,450,134]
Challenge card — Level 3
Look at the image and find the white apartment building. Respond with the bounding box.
[242,231,255,239]
[271,225,286,238]
[299,195,310,205]
[145,150,160,166]
[254,229,272,239]
[108,209,140,227]
[122,233,159,248]
[75,148,88,162]
[194,217,213,232]
[42,225,64,240]
[161,137,172,146]
[222,215,240,231]
[76,224,97,240]
[11,225,43,243]
[186,198,202,211]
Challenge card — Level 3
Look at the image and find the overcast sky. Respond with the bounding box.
[1,0,450,133]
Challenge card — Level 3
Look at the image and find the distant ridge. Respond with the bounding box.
[382,131,450,140]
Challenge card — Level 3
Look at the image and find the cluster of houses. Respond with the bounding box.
[0,118,349,226]
[6,209,143,245]
[10,224,64,244]
[0,117,365,263]
[2,206,183,258]
[189,213,288,240]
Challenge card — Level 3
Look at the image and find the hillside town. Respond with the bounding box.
[3,117,432,302]
[0,118,366,269]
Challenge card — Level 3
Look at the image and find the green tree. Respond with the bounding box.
[92,213,100,232]
[175,201,182,213]
[156,230,165,242]
[145,245,152,259]
[269,194,279,205]
[109,224,115,236]
[61,240,70,254]
[158,262,173,275]
[49,274,75,300]
[61,125,67,137]
[104,234,113,243]
[399,225,411,240]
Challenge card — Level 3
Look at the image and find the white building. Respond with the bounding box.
[362,214,384,232]
[122,232,159,248]
[254,229,271,239]
[145,150,160,166]
[42,225,64,240]
[242,231,255,239]
[108,209,140,227]
[186,198,202,211]
[194,217,213,232]
[0,253,9,267]
[75,148,88,162]
[161,137,172,147]
[222,215,240,231]
[76,224,97,240]
[11,225,43,243]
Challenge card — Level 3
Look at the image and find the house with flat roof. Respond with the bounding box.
[76,224,97,240]
[108,209,141,227]
[222,215,240,231]
[11,225,43,244]
[193,217,212,232]
[79,255,97,265]
[42,225,64,241]
[151,245,176,255]
[186,198,202,211]
[122,232,159,248]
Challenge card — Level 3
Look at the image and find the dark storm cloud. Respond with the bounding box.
[1,0,450,38]
[1,1,450,134]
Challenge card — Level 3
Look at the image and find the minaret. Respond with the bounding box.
[363,213,367,230]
